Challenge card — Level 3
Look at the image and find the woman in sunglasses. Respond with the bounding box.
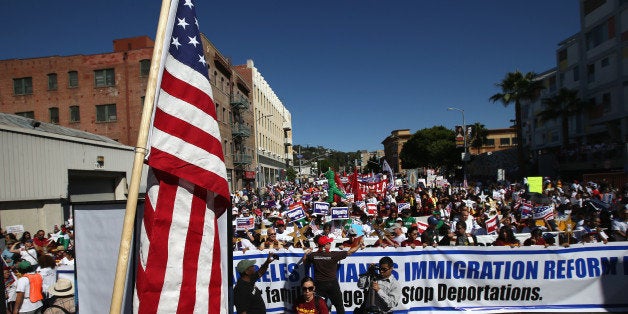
[293,276,328,314]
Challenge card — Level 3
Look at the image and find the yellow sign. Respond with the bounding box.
[528,176,543,194]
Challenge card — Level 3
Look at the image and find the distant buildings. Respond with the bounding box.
[0,36,293,191]
[523,0,627,177]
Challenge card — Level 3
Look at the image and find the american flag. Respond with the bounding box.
[135,0,230,313]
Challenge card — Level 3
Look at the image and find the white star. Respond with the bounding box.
[177,17,189,29]
[171,37,181,49]
[198,55,207,66]
[188,36,199,47]
[183,0,194,9]
[479,192,488,203]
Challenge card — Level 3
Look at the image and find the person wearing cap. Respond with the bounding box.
[43,278,75,313]
[421,216,446,247]
[14,260,44,314]
[301,234,363,314]
[274,220,291,242]
[233,252,276,314]
[388,224,406,246]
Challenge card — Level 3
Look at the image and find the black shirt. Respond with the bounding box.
[233,273,266,314]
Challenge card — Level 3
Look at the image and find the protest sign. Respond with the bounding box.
[312,202,330,216]
[234,243,628,313]
[331,207,349,220]
[236,217,254,231]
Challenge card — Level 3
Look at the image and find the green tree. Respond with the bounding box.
[286,167,297,182]
[399,126,457,170]
[489,70,544,177]
[538,88,592,148]
[469,122,489,155]
[362,155,381,174]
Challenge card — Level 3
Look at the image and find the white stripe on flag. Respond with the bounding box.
[151,128,227,178]
[156,178,195,313]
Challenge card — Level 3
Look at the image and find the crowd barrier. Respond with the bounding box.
[233,243,628,313]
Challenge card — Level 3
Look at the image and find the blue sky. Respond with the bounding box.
[0,1,581,152]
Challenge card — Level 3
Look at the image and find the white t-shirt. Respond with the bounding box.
[36,266,57,297]
[59,257,75,266]
[15,275,43,312]
[20,248,38,266]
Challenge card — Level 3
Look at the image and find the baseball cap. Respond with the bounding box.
[17,261,32,271]
[236,259,256,274]
[317,235,334,246]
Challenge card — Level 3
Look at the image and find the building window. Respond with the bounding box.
[585,22,608,50]
[602,93,611,112]
[13,77,33,95]
[15,111,34,119]
[49,107,59,124]
[96,104,117,122]
[499,138,511,146]
[140,59,151,77]
[68,71,78,87]
[601,57,609,67]
[573,66,579,82]
[94,68,115,87]
[69,105,80,122]
[48,73,58,90]
[587,64,595,83]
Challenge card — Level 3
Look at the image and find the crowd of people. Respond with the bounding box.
[232,177,627,313]
[232,178,627,251]
[2,223,76,313]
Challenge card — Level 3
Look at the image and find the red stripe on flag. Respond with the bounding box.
[176,185,207,313]
[152,108,224,160]
[148,148,230,214]
[161,70,217,118]
[208,215,222,312]
[138,170,178,314]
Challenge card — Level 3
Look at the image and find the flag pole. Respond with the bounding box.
[109,0,172,312]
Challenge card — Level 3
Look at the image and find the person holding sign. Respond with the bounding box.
[302,235,363,314]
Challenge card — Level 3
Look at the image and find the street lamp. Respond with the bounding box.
[447,107,468,188]
[255,113,273,188]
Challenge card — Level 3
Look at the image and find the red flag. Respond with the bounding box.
[136,1,230,313]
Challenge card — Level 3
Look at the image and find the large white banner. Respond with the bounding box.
[233,243,628,313]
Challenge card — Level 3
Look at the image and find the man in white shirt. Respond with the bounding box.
[14,261,44,313]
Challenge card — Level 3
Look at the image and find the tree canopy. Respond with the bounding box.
[399,126,458,170]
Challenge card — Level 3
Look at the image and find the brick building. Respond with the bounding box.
[0,36,290,190]
[0,36,153,145]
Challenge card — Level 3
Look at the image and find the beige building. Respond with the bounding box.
[381,129,412,174]
[234,60,293,188]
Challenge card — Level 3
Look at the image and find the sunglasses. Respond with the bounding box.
[268,233,276,236]
[379,267,391,272]
[302,286,315,292]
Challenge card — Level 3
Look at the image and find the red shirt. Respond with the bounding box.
[293,296,329,314]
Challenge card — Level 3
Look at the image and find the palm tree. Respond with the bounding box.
[538,88,592,148]
[469,122,489,155]
[489,71,544,178]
